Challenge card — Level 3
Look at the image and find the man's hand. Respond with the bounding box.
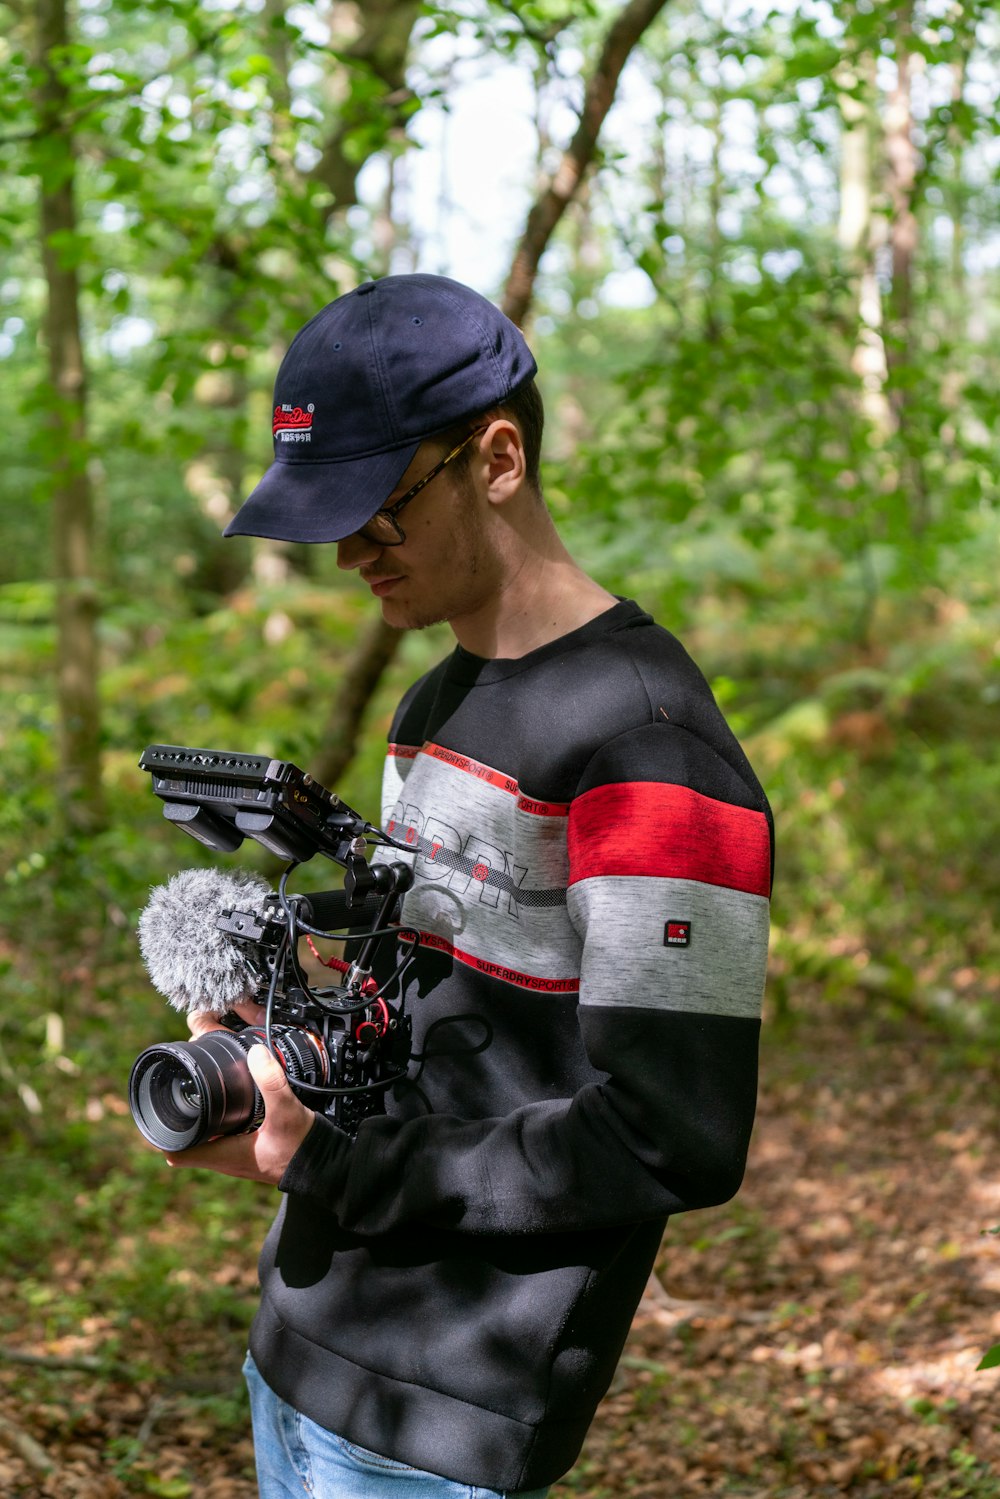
[163,1003,316,1185]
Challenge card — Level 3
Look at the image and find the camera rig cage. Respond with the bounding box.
[137,744,418,1135]
[139,742,395,893]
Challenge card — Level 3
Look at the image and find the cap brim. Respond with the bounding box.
[223,440,421,544]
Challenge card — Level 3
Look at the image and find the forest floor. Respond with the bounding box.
[1,989,998,1498]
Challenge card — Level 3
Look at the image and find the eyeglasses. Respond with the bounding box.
[358,427,487,547]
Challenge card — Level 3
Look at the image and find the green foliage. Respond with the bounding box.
[0,0,999,1469]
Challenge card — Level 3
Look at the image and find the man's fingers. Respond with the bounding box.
[165,1136,255,1173]
[186,1003,268,1039]
[163,1042,312,1185]
[187,1011,224,1038]
[230,1000,269,1027]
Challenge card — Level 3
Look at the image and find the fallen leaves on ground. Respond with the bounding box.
[561,995,1000,1497]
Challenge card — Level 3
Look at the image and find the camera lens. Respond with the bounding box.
[171,1072,200,1114]
[128,1025,329,1152]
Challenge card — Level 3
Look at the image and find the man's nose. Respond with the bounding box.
[337,530,383,571]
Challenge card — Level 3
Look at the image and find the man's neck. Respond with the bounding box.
[449,530,617,660]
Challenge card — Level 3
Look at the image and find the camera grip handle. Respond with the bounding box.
[297,889,387,931]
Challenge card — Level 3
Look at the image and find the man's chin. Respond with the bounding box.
[378,598,445,632]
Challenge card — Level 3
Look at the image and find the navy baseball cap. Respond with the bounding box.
[224,274,537,544]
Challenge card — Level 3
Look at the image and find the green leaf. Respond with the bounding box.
[142,1476,193,1498]
[978,1344,1000,1371]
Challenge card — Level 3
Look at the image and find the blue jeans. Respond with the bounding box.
[243,1353,550,1499]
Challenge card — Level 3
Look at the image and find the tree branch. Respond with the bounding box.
[309,611,404,791]
[503,0,670,324]
[0,1344,127,1375]
[0,1412,57,1475]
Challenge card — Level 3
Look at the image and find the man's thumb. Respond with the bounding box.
[247,1043,289,1096]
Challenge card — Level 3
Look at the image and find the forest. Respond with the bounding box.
[0,0,998,1493]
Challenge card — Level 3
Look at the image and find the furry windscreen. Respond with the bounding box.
[137,867,272,1013]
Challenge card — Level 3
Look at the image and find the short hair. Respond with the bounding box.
[433,377,545,494]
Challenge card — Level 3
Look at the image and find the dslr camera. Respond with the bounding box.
[128,745,417,1151]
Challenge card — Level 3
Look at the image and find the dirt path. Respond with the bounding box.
[2,995,998,1497]
[560,997,1000,1497]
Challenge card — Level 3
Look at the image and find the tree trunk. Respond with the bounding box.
[312,0,422,219]
[264,0,293,123]
[947,55,966,307]
[885,11,918,346]
[185,313,255,596]
[883,6,928,528]
[837,60,892,441]
[35,0,104,834]
[703,93,723,344]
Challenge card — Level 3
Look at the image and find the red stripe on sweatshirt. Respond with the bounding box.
[416,931,579,993]
[387,742,569,817]
[568,781,771,897]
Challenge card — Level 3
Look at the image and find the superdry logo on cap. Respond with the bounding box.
[273,403,314,443]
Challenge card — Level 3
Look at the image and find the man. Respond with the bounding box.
[169,274,773,1498]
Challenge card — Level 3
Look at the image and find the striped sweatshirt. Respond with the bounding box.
[253,598,774,1492]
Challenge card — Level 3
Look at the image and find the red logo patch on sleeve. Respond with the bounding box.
[664,920,691,948]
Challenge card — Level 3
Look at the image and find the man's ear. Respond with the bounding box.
[481,419,526,506]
